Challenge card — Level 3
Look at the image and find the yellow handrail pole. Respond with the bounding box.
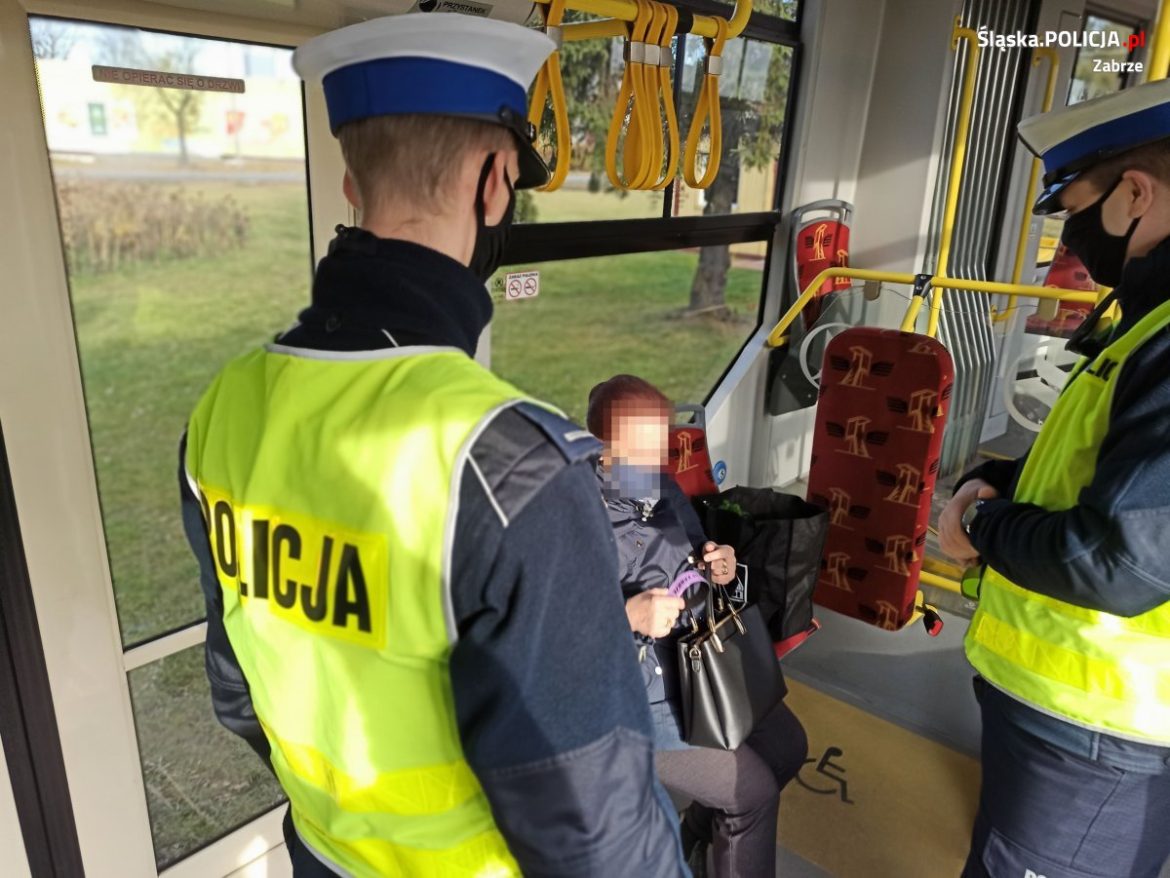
[994,47,1060,324]
[922,555,965,579]
[919,570,963,596]
[765,267,1098,349]
[562,18,626,41]
[928,20,981,339]
[1149,0,1170,82]
[900,295,928,332]
[550,0,753,42]
[932,277,1097,302]
[765,268,919,347]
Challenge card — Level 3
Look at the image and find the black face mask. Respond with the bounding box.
[469,153,515,282]
[1060,176,1141,288]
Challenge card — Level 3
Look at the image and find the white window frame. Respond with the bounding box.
[0,0,347,873]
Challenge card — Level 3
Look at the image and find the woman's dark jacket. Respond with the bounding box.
[599,470,719,750]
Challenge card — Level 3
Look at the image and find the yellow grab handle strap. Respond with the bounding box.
[682,16,729,190]
[528,0,570,191]
[652,3,680,190]
[606,0,653,190]
[624,0,665,189]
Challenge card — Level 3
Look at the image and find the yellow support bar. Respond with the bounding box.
[928,20,982,339]
[1150,0,1170,82]
[919,570,963,596]
[931,276,1097,301]
[561,17,626,40]
[766,267,1099,349]
[922,555,965,580]
[542,0,753,41]
[765,268,918,348]
[899,295,927,333]
[994,47,1060,324]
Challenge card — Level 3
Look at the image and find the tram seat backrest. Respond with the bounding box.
[669,425,719,498]
[669,406,719,498]
[805,327,954,631]
[792,202,852,330]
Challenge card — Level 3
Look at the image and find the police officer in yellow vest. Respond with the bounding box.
[179,14,687,877]
[940,78,1170,878]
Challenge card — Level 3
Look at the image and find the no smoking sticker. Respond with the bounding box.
[504,270,540,300]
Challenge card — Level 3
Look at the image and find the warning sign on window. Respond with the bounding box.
[504,270,540,300]
[92,65,245,93]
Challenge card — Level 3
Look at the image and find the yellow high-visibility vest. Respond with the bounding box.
[966,298,1170,745]
[186,343,530,877]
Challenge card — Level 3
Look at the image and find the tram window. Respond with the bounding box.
[521,28,670,224]
[1068,14,1143,105]
[674,40,795,218]
[523,9,799,225]
[770,0,799,21]
[489,248,763,422]
[30,17,312,648]
[128,646,285,868]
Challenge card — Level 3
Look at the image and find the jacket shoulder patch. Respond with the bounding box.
[467,404,600,526]
[512,402,602,464]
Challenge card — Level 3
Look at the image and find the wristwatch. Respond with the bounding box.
[961,498,986,536]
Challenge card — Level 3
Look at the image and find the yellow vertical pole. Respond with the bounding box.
[994,47,1060,324]
[928,20,981,338]
[1149,0,1170,82]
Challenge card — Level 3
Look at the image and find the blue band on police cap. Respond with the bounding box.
[1043,100,1170,180]
[322,56,527,133]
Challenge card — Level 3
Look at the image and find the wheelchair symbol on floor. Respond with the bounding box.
[796,745,853,804]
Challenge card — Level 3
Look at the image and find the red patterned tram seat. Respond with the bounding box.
[669,405,720,498]
[789,200,853,331]
[806,328,954,631]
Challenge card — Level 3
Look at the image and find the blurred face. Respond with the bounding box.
[607,406,669,469]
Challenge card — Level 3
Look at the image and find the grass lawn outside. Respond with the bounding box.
[64,178,763,865]
[128,646,286,868]
[491,253,761,424]
[523,185,665,223]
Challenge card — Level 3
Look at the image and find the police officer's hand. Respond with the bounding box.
[940,478,998,565]
[626,589,686,639]
[699,542,737,585]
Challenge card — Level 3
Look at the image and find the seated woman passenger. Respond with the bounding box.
[586,375,808,878]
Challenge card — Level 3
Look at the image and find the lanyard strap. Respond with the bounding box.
[668,569,707,597]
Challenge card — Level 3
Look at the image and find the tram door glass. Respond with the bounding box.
[29,16,303,868]
[1068,14,1143,105]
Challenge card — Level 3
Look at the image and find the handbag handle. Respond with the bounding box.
[699,582,746,654]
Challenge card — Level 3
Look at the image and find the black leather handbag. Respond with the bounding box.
[676,584,786,750]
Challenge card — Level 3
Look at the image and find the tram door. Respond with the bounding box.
[0,0,345,873]
[0,737,31,878]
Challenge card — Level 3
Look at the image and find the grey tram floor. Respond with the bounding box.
[784,607,982,758]
[778,609,1170,878]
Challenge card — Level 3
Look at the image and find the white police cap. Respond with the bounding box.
[293,13,555,189]
[1019,77,1170,214]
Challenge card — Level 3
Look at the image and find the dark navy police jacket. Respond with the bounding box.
[179,227,688,878]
